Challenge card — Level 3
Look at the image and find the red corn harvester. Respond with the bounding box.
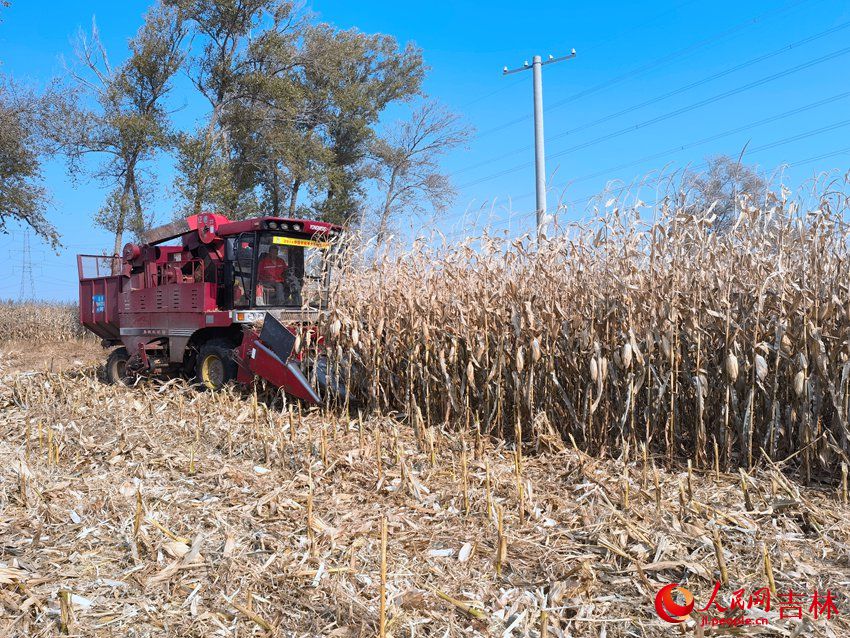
[77,212,344,403]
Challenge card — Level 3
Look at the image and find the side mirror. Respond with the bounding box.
[224,237,236,261]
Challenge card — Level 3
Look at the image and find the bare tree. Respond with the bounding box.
[370,101,471,249]
[679,154,769,232]
[49,4,186,261]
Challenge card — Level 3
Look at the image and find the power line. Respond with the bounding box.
[472,0,818,140]
[459,44,850,190]
[443,122,850,240]
[542,91,850,195]
[462,91,848,218]
[549,119,850,212]
[414,5,697,142]
[440,90,850,232]
[457,0,703,112]
[543,144,850,227]
[448,146,850,243]
[454,20,850,177]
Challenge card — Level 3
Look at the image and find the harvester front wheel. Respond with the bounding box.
[105,347,132,385]
[196,340,237,391]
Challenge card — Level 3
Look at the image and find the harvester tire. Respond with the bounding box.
[105,347,132,385]
[196,340,237,391]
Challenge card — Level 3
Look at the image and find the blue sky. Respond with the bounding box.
[1,0,849,300]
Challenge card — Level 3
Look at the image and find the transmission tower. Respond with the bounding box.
[19,231,35,300]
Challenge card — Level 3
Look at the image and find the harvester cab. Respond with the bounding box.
[77,212,343,403]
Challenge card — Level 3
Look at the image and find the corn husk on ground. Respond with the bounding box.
[323,190,850,480]
[1,364,850,637]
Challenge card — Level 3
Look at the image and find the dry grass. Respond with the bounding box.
[323,187,850,480]
[1,366,849,637]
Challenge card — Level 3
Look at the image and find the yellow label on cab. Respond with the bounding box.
[272,236,330,249]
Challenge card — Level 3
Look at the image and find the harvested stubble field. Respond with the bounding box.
[1,348,850,637]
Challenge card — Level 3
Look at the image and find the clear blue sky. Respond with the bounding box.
[1,0,849,300]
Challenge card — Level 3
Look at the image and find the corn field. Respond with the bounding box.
[323,188,850,479]
[0,301,90,342]
[6,187,850,479]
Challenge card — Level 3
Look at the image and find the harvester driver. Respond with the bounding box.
[258,245,288,304]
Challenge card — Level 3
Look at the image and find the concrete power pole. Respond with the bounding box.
[503,50,576,239]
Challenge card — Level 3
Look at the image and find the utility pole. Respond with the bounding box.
[504,50,576,239]
[19,231,35,300]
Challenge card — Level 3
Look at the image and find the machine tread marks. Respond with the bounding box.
[105,347,132,385]
[195,339,238,390]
